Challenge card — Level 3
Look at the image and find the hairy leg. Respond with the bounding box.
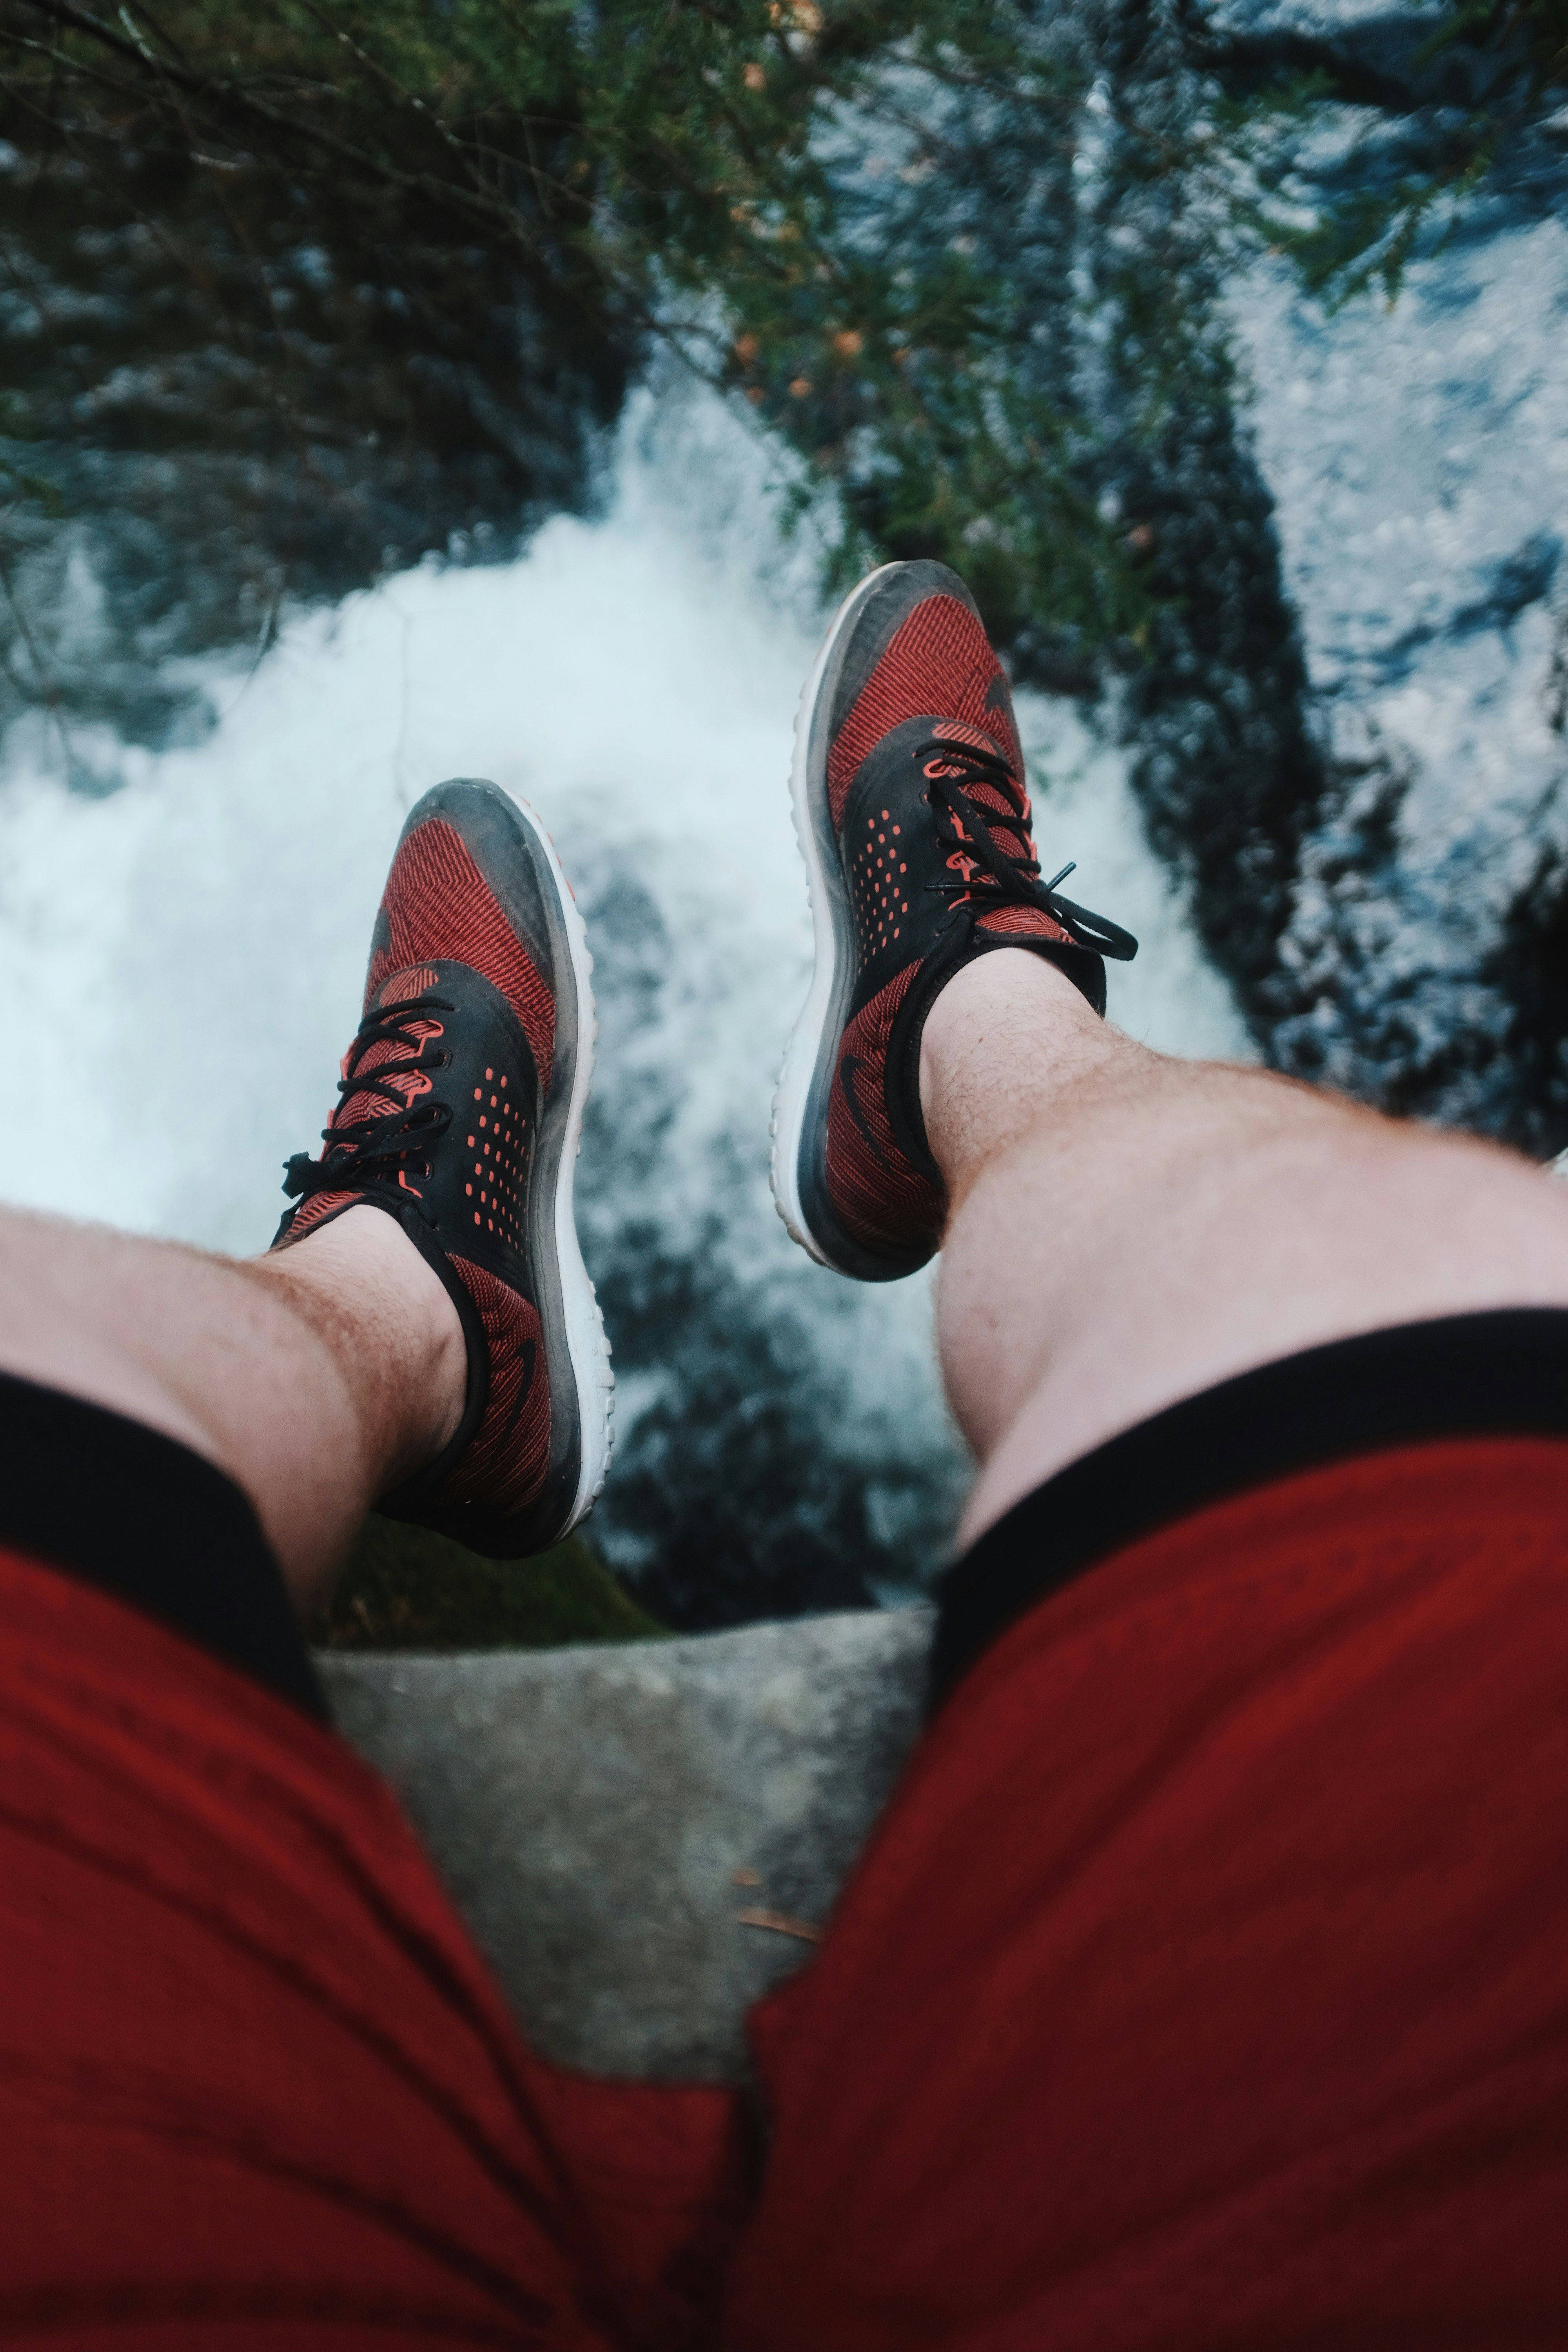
[923,951,1568,1550]
[0,1206,464,1612]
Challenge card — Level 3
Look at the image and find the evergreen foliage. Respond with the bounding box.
[0,0,1153,697]
[3,0,1559,715]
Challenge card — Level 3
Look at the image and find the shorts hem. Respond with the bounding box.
[0,1368,324,1717]
[930,1306,1568,1711]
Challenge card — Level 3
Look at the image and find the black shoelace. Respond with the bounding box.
[283,993,454,1206]
[916,736,1138,962]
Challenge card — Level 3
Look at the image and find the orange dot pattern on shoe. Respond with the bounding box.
[469,1077,527,1247]
[854,809,913,949]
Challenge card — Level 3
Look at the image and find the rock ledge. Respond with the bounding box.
[321,1608,932,2082]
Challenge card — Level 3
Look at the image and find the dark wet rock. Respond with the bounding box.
[0,132,631,757]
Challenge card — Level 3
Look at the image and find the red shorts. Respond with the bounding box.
[5,1314,1568,2347]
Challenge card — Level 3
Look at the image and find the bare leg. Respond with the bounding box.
[12,946,1568,1616]
[0,1206,464,1613]
[924,951,1568,1550]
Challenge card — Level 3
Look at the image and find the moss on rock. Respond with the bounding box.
[310,1515,664,1653]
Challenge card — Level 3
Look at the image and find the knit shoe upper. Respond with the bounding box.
[771,561,1136,1282]
[272,780,611,1557]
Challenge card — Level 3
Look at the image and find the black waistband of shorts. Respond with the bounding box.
[930,1308,1568,1715]
[0,1370,325,1718]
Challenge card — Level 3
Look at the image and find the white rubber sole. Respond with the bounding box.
[498,786,614,1537]
[769,564,902,1267]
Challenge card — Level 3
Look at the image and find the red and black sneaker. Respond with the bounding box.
[271,779,612,1556]
[771,561,1137,1281]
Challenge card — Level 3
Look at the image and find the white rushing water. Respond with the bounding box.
[1216,26,1568,1127]
[1239,212,1568,871]
[0,377,1248,1598]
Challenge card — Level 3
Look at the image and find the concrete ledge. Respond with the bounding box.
[320,1608,932,2082]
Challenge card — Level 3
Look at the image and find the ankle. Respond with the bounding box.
[258,1207,467,1492]
[919,949,1116,1197]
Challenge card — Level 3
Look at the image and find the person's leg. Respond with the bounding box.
[740,947,1568,2345]
[751,558,1568,2345]
[0,777,617,1623]
[0,779,742,2349]
[0,1201,463,1613]
[740,881,1568,2352]
[923,946,1568,1548]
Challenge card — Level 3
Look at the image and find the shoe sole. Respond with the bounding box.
[491,785,615,1540]
[770,564,915,1282]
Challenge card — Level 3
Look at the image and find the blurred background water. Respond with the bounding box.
[1,0,1563,1623]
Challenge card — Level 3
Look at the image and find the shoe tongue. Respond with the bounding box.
[335,967,443,1131]
[374,962,439,1009]
[927,724,1040,892]
[974,902,1073,946]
